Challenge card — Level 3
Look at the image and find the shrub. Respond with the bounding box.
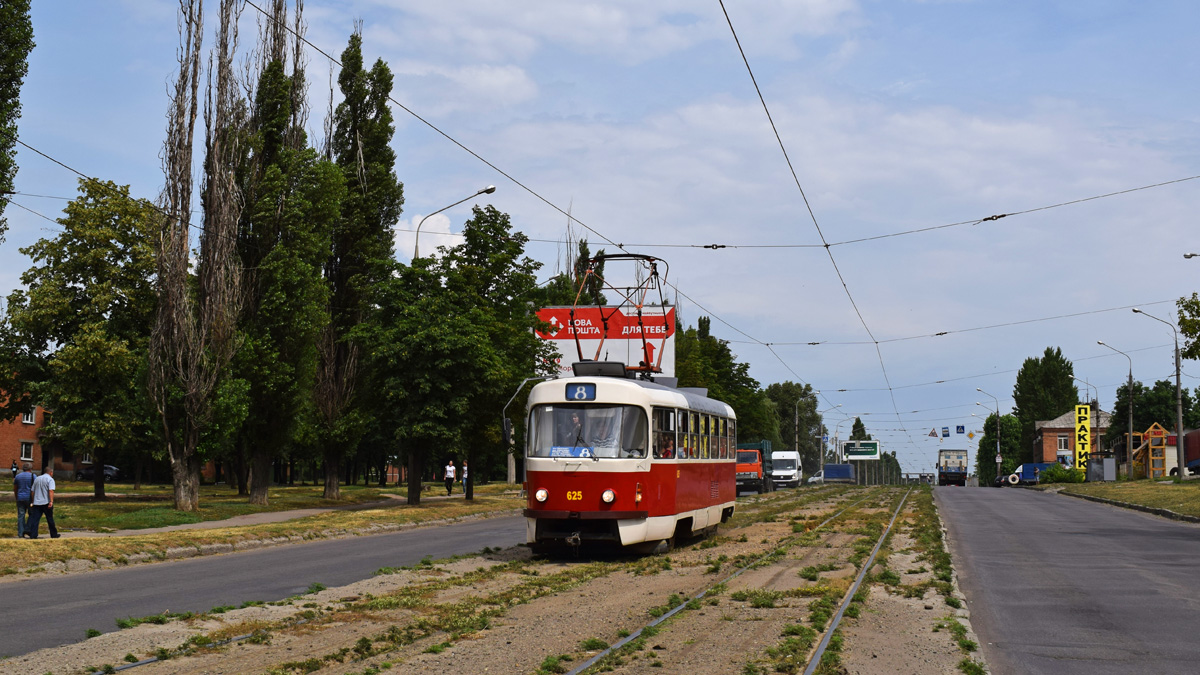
[1039,464,1085,484]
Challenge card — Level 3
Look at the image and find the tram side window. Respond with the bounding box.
[717,418,727,458]
[653,407,676,459]
[681,410,691,456]
[690,412,700,460]
[701,414,711,459]
[729,418,737,453]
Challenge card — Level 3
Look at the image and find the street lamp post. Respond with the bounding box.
[413,185,497,259]
[814,403,840,463]
[977,388,1001,485]
[1098,341,1135,479]
[1133,308,1187,479]
[832,417,853,463]
[1072,376,1098,408]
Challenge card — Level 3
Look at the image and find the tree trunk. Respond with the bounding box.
[288,457,295,485]
[323,449,341,500]
[377,457,387,487]
[170,449,201,512]
[92,448,106,499]
[248,446,272,505]
[134,454,143,491]
[406,452,421,505]
[233,447,249,495]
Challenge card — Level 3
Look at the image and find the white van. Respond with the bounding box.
[770,451,802,488]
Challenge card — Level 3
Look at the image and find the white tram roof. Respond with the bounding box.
[529,372,736,419]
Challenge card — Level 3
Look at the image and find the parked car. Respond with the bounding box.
[807,470,824,485]
[75,464,120,481]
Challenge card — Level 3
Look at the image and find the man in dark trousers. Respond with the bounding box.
[27,466,59,539]
[12,462,34,538]
[444,460,456,496]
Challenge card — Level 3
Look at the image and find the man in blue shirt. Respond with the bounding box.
[12,461,33,539]
[27,466,58,539]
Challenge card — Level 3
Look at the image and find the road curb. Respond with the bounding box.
[1058,490,1200,524]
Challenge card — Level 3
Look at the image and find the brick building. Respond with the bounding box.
[1,405,46,478]
[1,406,81,479]
[1032,407,1111,466]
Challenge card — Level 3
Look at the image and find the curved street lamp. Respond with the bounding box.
[977,387,1001,481]
[413,185,497,259]
[1132,308,1186,479]
[1098,340,1135,479]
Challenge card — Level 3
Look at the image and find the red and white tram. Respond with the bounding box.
[523,361,737,552]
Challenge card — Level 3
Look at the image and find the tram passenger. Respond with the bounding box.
[660,436,675,459]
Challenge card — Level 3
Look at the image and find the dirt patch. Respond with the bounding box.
[0,488,986,675]
[840,586,973,674]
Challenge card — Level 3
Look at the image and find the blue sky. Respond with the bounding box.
[6,1,1200,473]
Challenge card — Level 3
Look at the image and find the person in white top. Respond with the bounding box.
[444,460,456,496]
[28,467,59,539]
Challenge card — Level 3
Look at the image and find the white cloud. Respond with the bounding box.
[395,212,459,261]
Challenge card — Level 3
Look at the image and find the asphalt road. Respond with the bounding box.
[0,514,527,657]
[937,487,1200,674]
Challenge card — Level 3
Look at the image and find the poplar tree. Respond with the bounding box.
[234,22,343,505]
[316,30,404,500]
[0,0,33,240]
[1012,346,1076,463]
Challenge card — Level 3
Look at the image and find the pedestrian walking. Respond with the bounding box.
[12,462,34,538]
[461,460,468,486]
[9,460,16,477]
[444,460,456,496]
[27,467,59,539]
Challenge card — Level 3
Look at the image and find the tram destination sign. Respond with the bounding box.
[842,440,881,461]
[535,305,676,378]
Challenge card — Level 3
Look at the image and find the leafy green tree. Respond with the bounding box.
[764,381,820,471]
[849,417,871,441]
[1012,347,1077,462]
[1104,379,1195,448]
[234,55,343,505]
[0,0,33,240]
[676,316,779,448]
[369,261,502,505]
[316,31,405,499]
[422,206,555,498]
[973,413,1022,485]
[0,180,158,497]
[1177,294,1200,361]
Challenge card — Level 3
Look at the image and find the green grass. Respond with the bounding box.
[1062,480,1200,518]
[10,484,408,532]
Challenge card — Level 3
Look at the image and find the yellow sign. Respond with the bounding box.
[1075,404,1091,472]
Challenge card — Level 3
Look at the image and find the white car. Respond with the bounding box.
[807,470,823,485]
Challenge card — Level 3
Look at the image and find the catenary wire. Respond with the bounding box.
[719,0,915,449]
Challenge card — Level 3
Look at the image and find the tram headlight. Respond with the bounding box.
[601,489,616,504]
[534,488,549,503]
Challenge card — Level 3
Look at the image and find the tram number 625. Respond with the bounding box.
[565,490,583,501]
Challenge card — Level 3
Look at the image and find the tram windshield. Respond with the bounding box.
[528,405,648,459]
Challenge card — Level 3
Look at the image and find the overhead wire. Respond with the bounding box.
[717,0,916,455]
[243,0,628,258]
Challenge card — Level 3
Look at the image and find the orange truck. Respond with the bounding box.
[735,441,774,493]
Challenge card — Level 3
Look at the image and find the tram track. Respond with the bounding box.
[14,486,918,675]
[561,487,883,672]
[566,487,911,675]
